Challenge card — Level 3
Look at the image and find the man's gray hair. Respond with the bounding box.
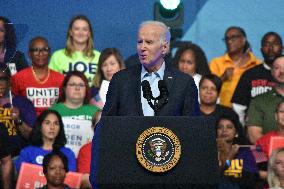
[139,20,171,44]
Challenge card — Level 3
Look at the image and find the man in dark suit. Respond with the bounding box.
[103,21,200,116]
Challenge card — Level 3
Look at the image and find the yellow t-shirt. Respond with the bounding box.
[209,52,261,107]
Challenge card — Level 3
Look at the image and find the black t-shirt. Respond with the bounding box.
[231,64,275,107]
[201,104,240,124]
[0,123,11,159]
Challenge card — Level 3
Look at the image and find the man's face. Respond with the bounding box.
[261,34,282,66]
[136,24,167,70]
[29,39,50,67]
[271,57,284,84]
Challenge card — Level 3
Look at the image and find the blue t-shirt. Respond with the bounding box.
[15,145,76,172]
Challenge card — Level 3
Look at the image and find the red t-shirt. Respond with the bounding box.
[256,131,278,157]
[77,142,92,173]
[12,67,64,116]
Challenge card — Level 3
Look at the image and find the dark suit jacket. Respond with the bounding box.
[102,63,200,116]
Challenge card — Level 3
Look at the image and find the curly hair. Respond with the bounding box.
[172,42,210,75]
[42,150,69,175]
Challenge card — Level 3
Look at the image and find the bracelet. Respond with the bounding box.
[15,119,23,126]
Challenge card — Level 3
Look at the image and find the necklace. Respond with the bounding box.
[31,66,50,84]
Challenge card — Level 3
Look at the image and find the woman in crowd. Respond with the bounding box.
[15,109,76,173]
[199,74,239,124]
[210,26,261,107]
[90,48,125,108]
[50,71,100,156]
[173,42,210,93]
[49,15,100,86]
[0,63,36,157]
[268,147,284,189]
[0,16,28,75]
[40,151,73,189]
[216,113,258,189]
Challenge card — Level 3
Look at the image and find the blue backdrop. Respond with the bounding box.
[2,0,283,63]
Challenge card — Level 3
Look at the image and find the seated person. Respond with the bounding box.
[90,48,125,108]
[199,74,240,125]
[267,147,284,189]
[216,113,258,189]
[15,110,76,173]
[50,71,100,156]
[0,63,36,157]
[246,55,284,144]
[0,123,13,189]
[40,150,73,189]
[77,110,101,189]
[256,100,284,180]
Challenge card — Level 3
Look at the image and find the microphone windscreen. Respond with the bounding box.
[141,80,152,98]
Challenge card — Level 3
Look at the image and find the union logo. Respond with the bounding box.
[136,127,181,173]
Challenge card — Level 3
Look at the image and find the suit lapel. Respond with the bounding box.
[130,65,144,116]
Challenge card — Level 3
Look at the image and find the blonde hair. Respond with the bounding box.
[65,15,95,59]
[268,147,284,188]
[93,48,125,88]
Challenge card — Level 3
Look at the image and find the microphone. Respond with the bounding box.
[141,80,153,100]
[141,80,155,111]
[154,80,169,112]
[158,80,169,99]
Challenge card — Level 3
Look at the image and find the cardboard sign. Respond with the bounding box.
[16,163,82,189]
[269,136,284,157]
[62,118,93,157]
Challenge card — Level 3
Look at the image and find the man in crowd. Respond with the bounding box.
[232,32,283,125]
[246,55,284,144]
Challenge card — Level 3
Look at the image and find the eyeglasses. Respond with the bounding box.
[29,47,50,54]
[67,83,86,88]
[223,35,242,42]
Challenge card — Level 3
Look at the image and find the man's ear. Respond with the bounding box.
[162,41,169,56]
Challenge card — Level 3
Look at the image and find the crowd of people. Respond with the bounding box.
[0,14,284,189]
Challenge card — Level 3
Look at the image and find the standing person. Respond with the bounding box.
[102,20,200,117]
[90,48,125,108]
[246,55,284,144]
[0,124,13,189]
[50,71,100,156]
[232,32,283,125]
[12,36,64,116]
[15,109,76,173]
[0,16,28,75]
[210,26,261,108]
[40,151,74,189]
[173,42,210,95]
[49,15,100,86]
[91,20,200,189]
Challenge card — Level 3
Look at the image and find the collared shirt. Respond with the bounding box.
[140,62,165,116]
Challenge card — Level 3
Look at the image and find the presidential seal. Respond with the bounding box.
[136,127,181,173]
